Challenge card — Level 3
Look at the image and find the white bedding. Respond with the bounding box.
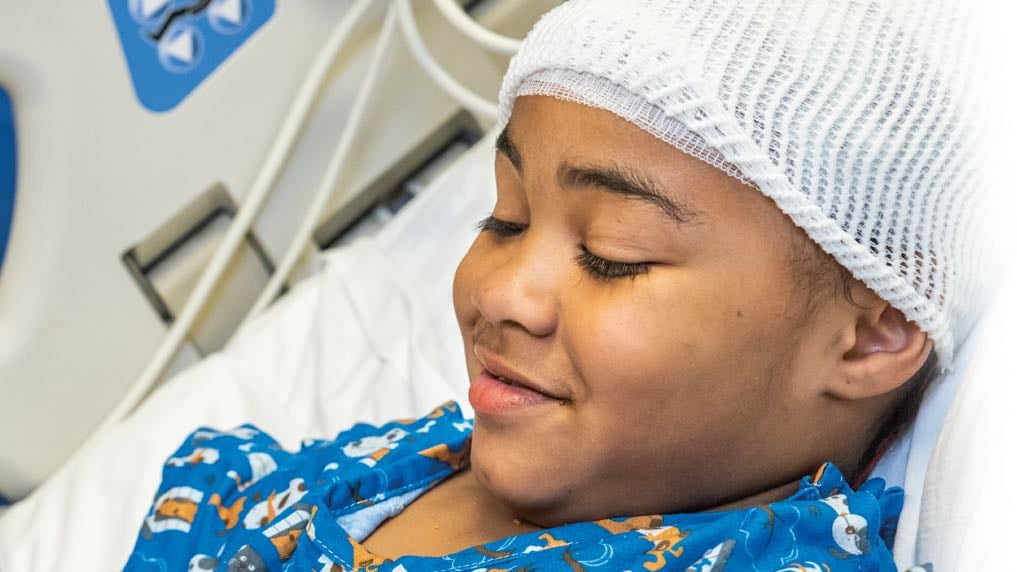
[908,263,1017,570]
[0,133,495,571]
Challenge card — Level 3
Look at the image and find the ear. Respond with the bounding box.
[829,298,934,401]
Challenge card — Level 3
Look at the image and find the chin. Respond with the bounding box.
[469,429,577,526]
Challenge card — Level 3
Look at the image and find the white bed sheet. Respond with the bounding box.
[0,132,496,571]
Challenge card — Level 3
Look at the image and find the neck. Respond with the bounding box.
[457,469,544,532]
[360,469,541,559]
[705,478,801,512]
[362,468,805,559]
[465,467,803,528]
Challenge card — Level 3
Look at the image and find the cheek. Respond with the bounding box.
[561,277,799,487]
[567,272,796,408]
[570,283,713,390]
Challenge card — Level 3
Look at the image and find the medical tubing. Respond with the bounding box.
[241,6,399,323]
[244,0,502,321]
[244,0,501,322]
[98,0,377,430]
[395,0,500,121]
[431,0,521,55]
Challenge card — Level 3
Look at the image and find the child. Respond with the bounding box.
[125,0,992,570]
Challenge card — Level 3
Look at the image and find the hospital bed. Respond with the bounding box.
[0,1,1014,570]
[0,0,543,499]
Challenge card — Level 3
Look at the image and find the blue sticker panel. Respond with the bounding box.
[108,0,276,112]
[0,86,15,275]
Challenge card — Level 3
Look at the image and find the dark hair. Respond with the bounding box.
[789,232,939,483]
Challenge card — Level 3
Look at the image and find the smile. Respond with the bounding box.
[468,345,569,415]
[468,369,561,415]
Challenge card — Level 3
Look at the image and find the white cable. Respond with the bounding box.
[242,1,501,321]
[96,0,377,430]
[431,0,521,55]
[241,5,399,323]
[241,0,501,322]
[395,0,499,121]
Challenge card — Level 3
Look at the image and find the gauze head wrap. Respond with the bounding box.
[498,0,1001,367]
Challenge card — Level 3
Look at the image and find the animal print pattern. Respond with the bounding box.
[124,402,902,571]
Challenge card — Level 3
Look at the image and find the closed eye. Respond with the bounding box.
[476,215,527,237]
[576,246,650,281]
[477,215,650,280]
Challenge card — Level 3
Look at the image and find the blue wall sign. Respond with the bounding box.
[0,86,15,276]
[108,0,276,112]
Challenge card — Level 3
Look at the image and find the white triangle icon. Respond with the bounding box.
[210,0,243,25]
[165,30,195,63]
[139,0,169,19]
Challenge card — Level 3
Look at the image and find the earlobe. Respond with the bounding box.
[833,303,933,400]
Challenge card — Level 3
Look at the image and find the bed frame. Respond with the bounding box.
[0,0,558,500]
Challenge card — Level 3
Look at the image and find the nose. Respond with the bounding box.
[471,233,560,338]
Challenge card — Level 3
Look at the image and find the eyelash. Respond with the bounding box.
[476,215,650,281]
[475,215,526,237]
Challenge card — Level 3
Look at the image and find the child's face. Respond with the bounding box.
[453,96,848,525]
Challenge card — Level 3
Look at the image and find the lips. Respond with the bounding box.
[469,347,566,415]
[490,372,538,391]
[469,369,557,415]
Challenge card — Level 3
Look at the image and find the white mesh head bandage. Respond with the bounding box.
[499,0,1001,367]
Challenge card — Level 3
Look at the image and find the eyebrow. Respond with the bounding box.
[496,127,697,225]
[559,162,697,225]
[496,127,523,171]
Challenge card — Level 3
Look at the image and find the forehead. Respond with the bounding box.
[504,95,780,224]
[507,95,696,169]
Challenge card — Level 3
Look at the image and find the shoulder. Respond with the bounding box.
[125,401,472,569]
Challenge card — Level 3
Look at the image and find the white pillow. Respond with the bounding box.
[909,262,1017,569]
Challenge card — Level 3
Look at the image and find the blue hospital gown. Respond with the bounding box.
[124,401,903,571]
